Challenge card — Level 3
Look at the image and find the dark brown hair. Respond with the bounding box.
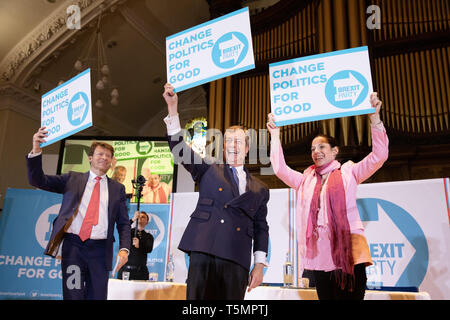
[312,134,339,148]
[140,211,149,222]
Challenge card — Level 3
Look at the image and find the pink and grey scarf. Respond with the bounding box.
[306,160,354,290]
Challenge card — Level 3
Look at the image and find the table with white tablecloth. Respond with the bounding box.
[107,279,431,300]
[244,286,431,300]
[107,279,186,300]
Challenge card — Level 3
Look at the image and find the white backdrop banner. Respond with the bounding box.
[168,178,450,299]
[355,178,450,299]
[168,189,295,284]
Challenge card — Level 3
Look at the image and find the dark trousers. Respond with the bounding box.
[61,233,109,300]
[313,263,367,300]
[186,251,249,300]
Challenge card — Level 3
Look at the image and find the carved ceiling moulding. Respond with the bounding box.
[0,83,41,122]
[0,0,127,86]
[0,84,40,105]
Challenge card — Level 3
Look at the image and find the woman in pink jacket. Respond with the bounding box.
[267,92,389,300]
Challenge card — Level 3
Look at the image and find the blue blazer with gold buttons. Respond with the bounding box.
[168,133,269,271]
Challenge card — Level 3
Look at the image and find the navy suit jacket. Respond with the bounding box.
[169,133,269,271]
[26,154,131,271]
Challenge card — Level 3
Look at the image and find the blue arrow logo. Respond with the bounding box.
[212,32,249,69]
[325,70,369,109]
[67,91,89,126]
[357,198,429,287]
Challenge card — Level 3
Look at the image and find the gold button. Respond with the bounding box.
[219,188,223,191]
[236,227,241,232]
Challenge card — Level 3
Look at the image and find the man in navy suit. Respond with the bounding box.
[27,128,130,300]
[163,83,270,300]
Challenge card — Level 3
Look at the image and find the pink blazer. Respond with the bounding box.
[270,123,389,271]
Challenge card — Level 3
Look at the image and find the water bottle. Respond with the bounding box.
[283,252,293,287]
[166,253,175,282]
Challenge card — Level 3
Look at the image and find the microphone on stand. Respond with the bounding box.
[131,175,146,238]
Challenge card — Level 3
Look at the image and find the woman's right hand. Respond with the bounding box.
[266,113,280,136]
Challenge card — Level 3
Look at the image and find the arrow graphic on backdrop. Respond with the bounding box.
[357,198,429,288]
[219,34,244,64]
[363,204,414,286]
[333,72,364,106]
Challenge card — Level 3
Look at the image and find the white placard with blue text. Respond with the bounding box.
[269,47,374,126]
[166,7,254,92]
[40,69,92,147]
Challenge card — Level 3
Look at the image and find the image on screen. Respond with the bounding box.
[57,137,176,203]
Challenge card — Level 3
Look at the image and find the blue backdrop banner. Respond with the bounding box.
[0,188,63,300]
[0,189,172,299]
[113,203,171,282]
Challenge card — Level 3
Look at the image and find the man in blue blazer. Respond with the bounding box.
[163,83,270,300]
[26,128,130,300]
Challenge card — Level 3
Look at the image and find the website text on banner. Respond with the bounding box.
[269,46,374,127]
[40,69,92,147]
[166,7,255,93]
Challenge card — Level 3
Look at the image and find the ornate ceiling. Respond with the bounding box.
[0,0,211,136]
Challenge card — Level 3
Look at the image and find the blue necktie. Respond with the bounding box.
[230,166,240,189]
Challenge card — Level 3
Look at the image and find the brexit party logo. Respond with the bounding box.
[212,32,249,69]
[357,198,429,288]
[325,70,369,109]
[67,91,89,126]
[136,141,153,156]
[35,204,61,249]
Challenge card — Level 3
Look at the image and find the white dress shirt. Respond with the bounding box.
[164,113,182,136]
[66,170,109,239]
